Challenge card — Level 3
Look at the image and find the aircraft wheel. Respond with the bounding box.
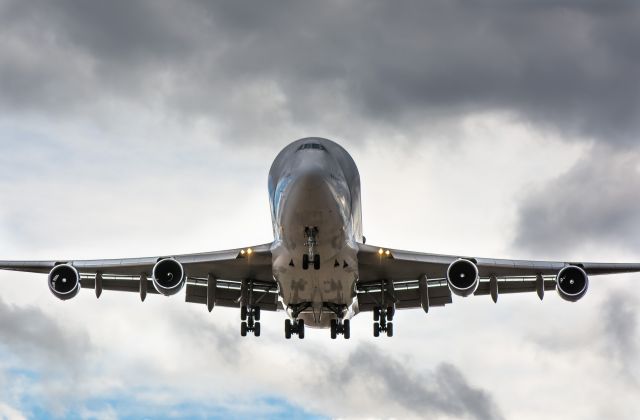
[314,254,321,270]
[302,254,309,270]
[241,321,248,337]
[373,322,380,337]
[343,319,351,339]
[298,319,305,339]
[254,322,261,337]
[240,305,247,321]
[387,306,395,321]
[254,306,261,321]
[285,319,292,339]
[373,307,380,322]
[386,322,394,337]
[330,319,337,339]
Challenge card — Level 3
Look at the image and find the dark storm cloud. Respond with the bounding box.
[1,0,639,143]
[316,345,503,420]
[513,145,640,256]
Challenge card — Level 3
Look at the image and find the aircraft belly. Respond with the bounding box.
[270,150,360,328]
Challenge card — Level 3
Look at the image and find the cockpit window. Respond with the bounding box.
[297,143,326,151]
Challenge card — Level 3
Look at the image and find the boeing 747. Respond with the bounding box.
[2,138,639,339]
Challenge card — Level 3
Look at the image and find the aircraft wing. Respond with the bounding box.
[356,243,640,312]
[0,243,281,311]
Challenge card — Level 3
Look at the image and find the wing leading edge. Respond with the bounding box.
[356,243,640,312]
[0,243,279,311]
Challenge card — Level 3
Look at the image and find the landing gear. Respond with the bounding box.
[329,318,351,339]
[240,305,261,337]
[302,253,321,270]
[285,318,305,339]
[284,302,310,339]
[373,306,394,338]
[303,227,320,270]
[302,254,310,270]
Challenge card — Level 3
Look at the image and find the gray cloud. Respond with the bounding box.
[0,297,91,370]
[602,292,639,380]
[312,345,503,420]
[1,0,639,144]
[513,145,640,257]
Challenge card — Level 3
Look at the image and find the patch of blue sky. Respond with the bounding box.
[12,390,328,420]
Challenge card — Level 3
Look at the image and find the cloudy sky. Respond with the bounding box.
[1,1,639,419]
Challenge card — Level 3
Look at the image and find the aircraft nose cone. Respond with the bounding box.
[295,166,328,190]
[291,153,336,191]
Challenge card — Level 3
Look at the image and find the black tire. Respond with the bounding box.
[298,319,305,339]
[241,321,247,337]
[373,307,380,322]
[373,322,380,337]
[343,319,351,339]
[387,322,394,337]
[314,254,321,270]
[254,322,261,337]
[302,254,309,270]
[387,306,395,321]
[240,305,247,321]
[285,319,292,339]
[330,319,337,339]
[254,306,261,321]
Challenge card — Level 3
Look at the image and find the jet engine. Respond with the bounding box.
[447,259,479,297]
[152,258,185,296]
[48,264,81,300]
[556,265,589,302]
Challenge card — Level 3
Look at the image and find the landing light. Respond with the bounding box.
[378,249,384,255]
[385,250,391,256]
[247,248,253,255]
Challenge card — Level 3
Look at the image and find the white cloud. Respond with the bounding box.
[0,403,26,420]
[0,2,639,418]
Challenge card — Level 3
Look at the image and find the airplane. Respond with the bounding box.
[2,137,639,340]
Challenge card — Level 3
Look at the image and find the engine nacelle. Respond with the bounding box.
[152,258,185,296]
[48,264,81,300]
[447,259,479,297]
[556,265,589,302]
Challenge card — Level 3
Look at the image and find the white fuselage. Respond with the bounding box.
[268,138,363,328]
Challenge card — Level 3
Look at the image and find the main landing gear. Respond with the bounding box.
[285,318,305,339]
[285,302,311,339]
[373,306,395,337]
[330,318,351,339]
[324,302,350,339]
[240,305,261,337]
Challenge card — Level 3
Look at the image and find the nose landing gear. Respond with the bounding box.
[303,227,320,270]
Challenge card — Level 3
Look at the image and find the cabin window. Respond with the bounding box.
[297,143,326,151]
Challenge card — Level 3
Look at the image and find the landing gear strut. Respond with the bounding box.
[323,302,350,339]
[240,305,261,337]
[284,302,311,339]
[303,227,320,270]
[240,278,262,337]
[373,306,395,337]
